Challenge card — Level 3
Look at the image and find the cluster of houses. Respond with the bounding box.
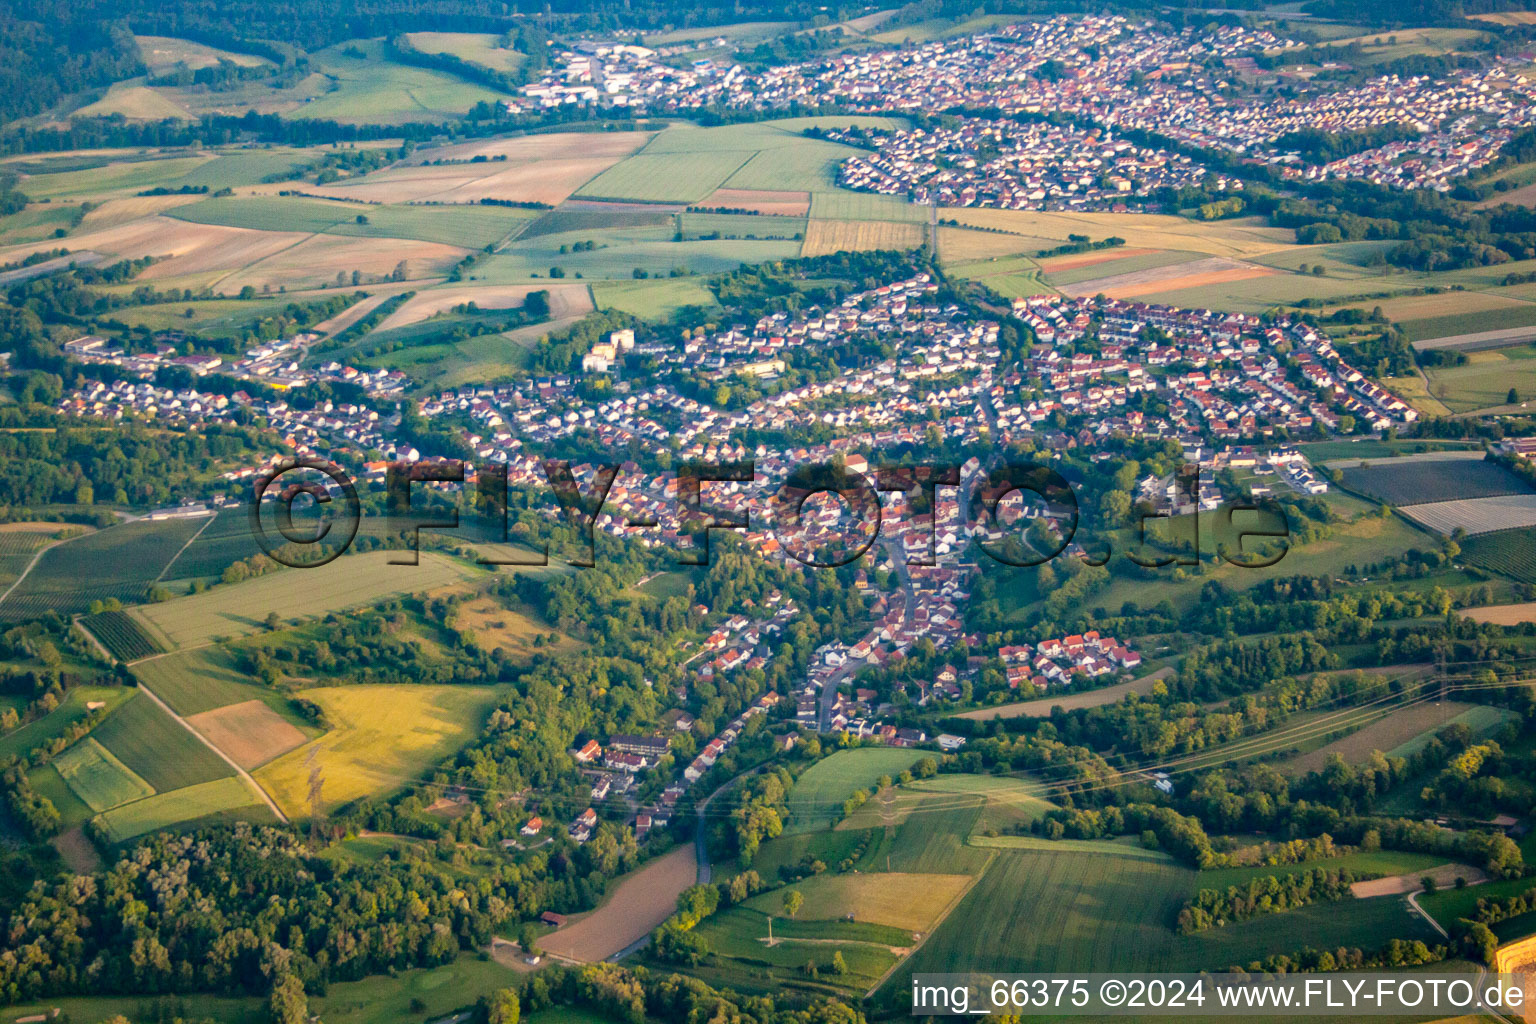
[828,118,1223,210]
[998,631,1143,689]
[514,13,1531,192]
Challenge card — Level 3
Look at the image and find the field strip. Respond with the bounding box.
[205,229,323,293]
[862,850,995,998]
[132,681,289,824]
[156,513,215,581]
[0,528,87,613]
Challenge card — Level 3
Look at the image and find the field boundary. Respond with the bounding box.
[133,681,289,824]
[862,849,996,998]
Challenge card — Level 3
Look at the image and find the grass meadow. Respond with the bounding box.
[95,776,270,843]
[132,550,476,647]
[783,747,926,833]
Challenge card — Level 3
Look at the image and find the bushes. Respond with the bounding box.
[1178,868,1360,933]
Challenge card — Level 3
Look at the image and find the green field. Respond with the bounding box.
[134,646,294,717]
[475,225,800,282]
[784,748,926,833]
[16,156,214,200]
[893,845,1439,983]
[0,517,209,622]
[0,686,135,761]
[403,31,524,73]
[687,904,905,996]
[576,119,897,201]
[810,190,929,222]
[576,152,755,203]
[53,737,155,812]
[132,550,477,648]
[29,761,96,829]
[91,692,235,791]
[590,278,720,319]
[0,205,79,245]
[94,775,266,843]
[287,40,506,124]
[1425,351,1536,413]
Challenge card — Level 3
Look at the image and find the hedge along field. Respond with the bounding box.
[94,776,271,843]
[132,550,477,648]
[783,747,925,834]
[53,737,154,812]
[0,517,209,623]
[90,692,235,792]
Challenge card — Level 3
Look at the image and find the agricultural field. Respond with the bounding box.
[172,197,539,250]
[1462,526,1536,582]
[321,131,652,206]
[52,737,155,812]
[576,152,756,203]
[186,700,309,770]
[538,844,699,962]
[800,219,924,256]
[91,692,236,791]
[1423,345,1536,412]
[132,550,478,648]
[401,32,524,73]
[132,646,292,716]
[1059,254,1280,301]
[0,523,63,588]
[783,747,926,833]
[1280,700,1513,774]
[176,39,504,124]
[702,187,812,216]
[890,841,1439,985]
[1401,494,1536,536]
[0,686,135,762]
[94,776,271,843]
[811,191,930,223]
[135,35,270,74]
[1340,458,1530,506]
[942,209,1296,259]
[254,683,507,815]
[945,254,1050,300]
[0,517,208,623]
[79,609,165,661]
[746,872,970,933]
[475,223,800,282]
[589,279,719,320]
[956,670,1171,720]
